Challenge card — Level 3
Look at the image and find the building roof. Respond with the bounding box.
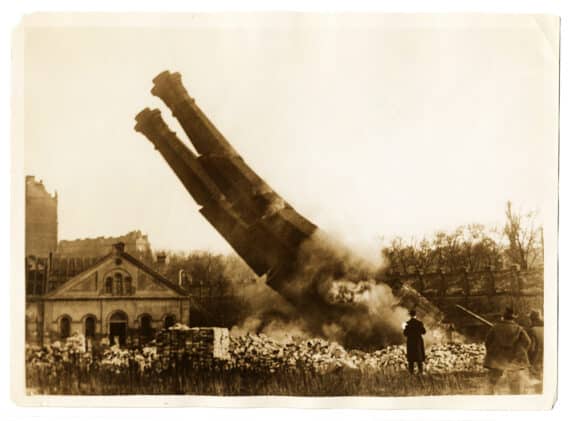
[43,242,189,298]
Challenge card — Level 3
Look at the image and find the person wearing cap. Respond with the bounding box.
[403,309,426,374]
[526,309,544,379]
[484,307,532,394]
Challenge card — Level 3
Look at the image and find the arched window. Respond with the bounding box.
[124,276,133,295]
[60,316,71,339]
[114,273,123,295]
[105,277,113,294]
[164,315,176,329]
[104,271,133,295]
[85,316,96,338]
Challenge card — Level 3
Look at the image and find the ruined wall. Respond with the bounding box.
[57,230,152,260]
[25,176,58,258]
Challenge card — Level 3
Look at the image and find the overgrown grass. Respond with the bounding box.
[27,363,495,396]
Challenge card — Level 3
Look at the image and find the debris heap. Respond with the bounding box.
[26,333,486,375]
[156,324,230,366]
[227,334,486,374]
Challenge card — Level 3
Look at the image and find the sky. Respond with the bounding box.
[21,13,559,254]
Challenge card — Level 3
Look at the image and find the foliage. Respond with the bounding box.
[152,251,256,327]
[156,251,255,288]
[383,224,503,274]
[383,202,543,274]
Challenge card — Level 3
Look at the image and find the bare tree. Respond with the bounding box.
[503,201,541,270]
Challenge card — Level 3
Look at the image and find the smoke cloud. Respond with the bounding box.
[231,230,441,350]
[229,274,312,343]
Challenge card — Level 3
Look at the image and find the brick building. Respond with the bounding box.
[26,243,193,347]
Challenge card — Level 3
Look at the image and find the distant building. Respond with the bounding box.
[26,243,193,347]
[25,176,58,258]
[26,254,106,296]
[57,230,152,261]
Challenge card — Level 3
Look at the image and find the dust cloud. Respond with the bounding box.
[231,230,432,350]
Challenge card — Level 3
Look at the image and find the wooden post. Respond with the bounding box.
[517,268,525,293]
[46,252,52,294]
[439,269,447,297]
[42,258,48,295]
[487,265,496,296]
[417,271,425,294]
[463,267,470,298]
[461,268,468,308]
[38,299,45,346]
[33,258,37,295]
[510,264,521,296]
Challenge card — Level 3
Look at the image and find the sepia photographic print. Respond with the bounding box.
[11,13,559,409]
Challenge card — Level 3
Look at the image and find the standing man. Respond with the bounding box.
[526,309,544,379]
[403,309,426,374]
[484,307,531,394]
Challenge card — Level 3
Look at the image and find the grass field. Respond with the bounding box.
[26,364,508,396]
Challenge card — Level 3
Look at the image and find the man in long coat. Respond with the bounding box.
[403,309,426,374]
[526,309,544,379]
[484,307,531,393]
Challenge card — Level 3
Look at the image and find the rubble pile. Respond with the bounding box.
[26,329,485,376]
[228,334,486,374]
[156,324,230,366]
[425,343,485,373]
[99,346,132,373]
[228,335,355,372]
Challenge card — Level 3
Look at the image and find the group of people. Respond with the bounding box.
[402,307,543,394]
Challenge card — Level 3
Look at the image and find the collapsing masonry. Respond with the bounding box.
[135,71,443,349]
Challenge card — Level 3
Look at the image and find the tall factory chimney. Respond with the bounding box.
[135,71,445,348]
[135,71,317,290]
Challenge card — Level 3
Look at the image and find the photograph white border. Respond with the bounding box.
[1,0,567,419]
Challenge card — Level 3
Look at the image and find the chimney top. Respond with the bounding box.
[113,242,125,253]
